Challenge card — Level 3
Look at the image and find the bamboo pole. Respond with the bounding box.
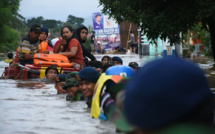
[126,23,132,52]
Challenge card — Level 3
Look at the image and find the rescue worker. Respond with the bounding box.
[91,65,135,120]
[63,72,85,101]
[128,62,139,71]
[112,56,123,65]
[15,24,41,65]
[117,56,215,133]
[77,67,100,107]
[54,73,67,94]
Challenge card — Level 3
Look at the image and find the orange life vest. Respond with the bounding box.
[40,40,49,53]
[33,53,74,67]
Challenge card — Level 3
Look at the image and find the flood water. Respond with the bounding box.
[0,54,214,134]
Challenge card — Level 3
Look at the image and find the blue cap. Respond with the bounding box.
[77,67,100,83]
[55,73,67,83]
[41,27,49,35]
[112,56,123,64]
[124,56,213,130]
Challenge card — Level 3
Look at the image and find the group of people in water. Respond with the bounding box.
[43,55,215,134]
[4,24,215,133]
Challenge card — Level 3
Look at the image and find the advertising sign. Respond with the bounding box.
[92,12,121,51]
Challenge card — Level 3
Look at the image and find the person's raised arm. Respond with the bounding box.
[55,39,66,53]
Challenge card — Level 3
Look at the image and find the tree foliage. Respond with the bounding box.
[26,15,85,38]
[27,16,44,27]
[0,0,22,52]
[66,15,84,28]
[99,0,215,59]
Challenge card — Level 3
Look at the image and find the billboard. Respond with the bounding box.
[92,12,121,51]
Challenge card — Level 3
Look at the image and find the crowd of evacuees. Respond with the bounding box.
[4,24,215,133]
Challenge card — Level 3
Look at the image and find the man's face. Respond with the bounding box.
[114,61,122,65]
[40,32,48,41]
[55,82,67,94]
[46,69,58,81]
[79,80,95,97]
[95,15,101,22]
[80,29,88,41]
[30,31,40,42]
[67,86,79,97]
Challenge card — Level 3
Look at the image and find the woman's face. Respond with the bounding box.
[102,57,109,66]
[62,27,73,39]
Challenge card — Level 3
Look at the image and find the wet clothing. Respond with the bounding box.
[86,97,92,108]
[129,34,137,48]
[40,77,55,83]
[100,92,115,117]
[75,26,96,66]
[66,38,85,66]
[66,91,85,101]
[17,34,40,65]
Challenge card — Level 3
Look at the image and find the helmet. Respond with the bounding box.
[106,65,134,78]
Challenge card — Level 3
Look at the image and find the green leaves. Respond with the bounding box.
[0,0,21,52]
[99,0,215,45]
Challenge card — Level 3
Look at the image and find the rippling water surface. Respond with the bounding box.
[0,54,159,134]
[0,54,214,134]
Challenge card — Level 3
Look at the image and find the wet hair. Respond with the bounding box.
[7,52,13,59]
[101,56,111,62]
[61,26,73,36]
[45,65,59,76]
[60,26,75,51]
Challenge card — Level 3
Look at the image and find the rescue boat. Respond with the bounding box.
[1,54,100,80]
